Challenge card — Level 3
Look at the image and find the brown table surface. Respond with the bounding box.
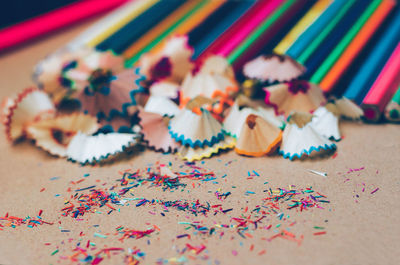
[0,17,399,265]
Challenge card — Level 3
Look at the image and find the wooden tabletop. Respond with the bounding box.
[0,16,399,265]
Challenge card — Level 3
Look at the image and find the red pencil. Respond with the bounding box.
[232,0,306,71]
[361,42,400,122]
[197,0,280,61]
[0,0,128,51]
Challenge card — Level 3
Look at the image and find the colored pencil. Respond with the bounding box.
[274,0,331,54]
[227,0,291,65]
[136,0,225,57]
[122,0,201,59]
[296,0,356,65]
[200,0,283,59]
[361,43,400,122]
[67,0,154,51]
[84,0,158,48]
[319,0,396,92]
[343,7,400,104]
[166,0,225,39]
[228,0,306,71]
[385,86,400,122]
[309,0,383,86]
[0,0,128,51]
[189,1,256,59]
[96,0,184,53]
[303,0,368,76]
[253,0,317,57]
[285,0,346,59]
[124,0,209,67]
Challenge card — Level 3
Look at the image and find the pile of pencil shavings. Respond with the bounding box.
[1,36,363,165]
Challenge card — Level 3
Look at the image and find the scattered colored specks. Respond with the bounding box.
[94,232,108,238]
[6,161,375,264]
[117,227,155,241]
[370,188,379,194]
[0,211,53,229]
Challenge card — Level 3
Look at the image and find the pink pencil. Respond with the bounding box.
[198,0,283,60]
[361,42,400,122]
[0,0,128,51]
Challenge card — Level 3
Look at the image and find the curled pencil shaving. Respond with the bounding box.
[33,48,93,104]
[1,97,15,124]
[4,87,55,141]
[280,112,336,160]
[139,35,194,83]
[73,67,145,119]
[235,114,282,157]
[264,80,326,116]
[243,53,306,83]
[334,97,363,119]
[62,50,125,92]
[311,104,341,141]
[98,113,134,133]
[180,56,238,107]
[180,71,238,105]
[198,55,235,79]
[144,96,180,117]
[224,95,283,138]
[168,107,225,148]
[178,136,235,162]
[26,113,99,157]
[185,96,216,112]
[149,80,180,99]
[138,109,180,153]
[67,132,138,164]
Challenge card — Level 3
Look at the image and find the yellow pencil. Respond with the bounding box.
[274,0,332,54]
[87,0,159,47]
[173,0,225,35]
[150,0,225,54]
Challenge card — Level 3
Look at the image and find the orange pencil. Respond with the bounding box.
[150,0,225,54]
[319,0,395,92]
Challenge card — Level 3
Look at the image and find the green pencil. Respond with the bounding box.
[385,86,400,122]
[296,0,356,64]
[125,0,208,67]
[310,0,381,84]
[227,0,296,64]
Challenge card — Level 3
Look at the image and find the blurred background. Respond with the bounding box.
[0,0,80,29]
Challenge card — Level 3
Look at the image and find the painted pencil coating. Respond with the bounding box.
[361,43,400,122]
[319,0,396,92]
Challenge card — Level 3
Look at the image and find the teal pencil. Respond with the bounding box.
[385,86,400,122]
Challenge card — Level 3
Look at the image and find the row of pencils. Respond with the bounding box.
[2,0,399,122]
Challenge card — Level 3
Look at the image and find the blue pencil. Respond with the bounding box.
[344,7,400,105]
[96,0,184,54]
[189,0,256,59]
[286,0,347,59]
[304,0,367,77]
